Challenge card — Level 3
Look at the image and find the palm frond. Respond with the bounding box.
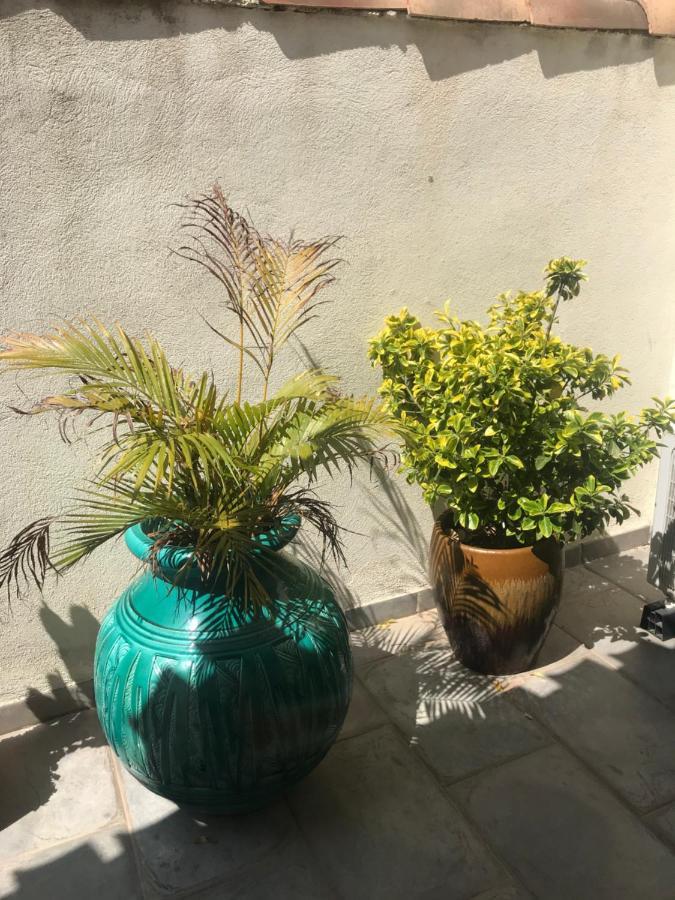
[52,484,193,572]
[0,320,195,429]
[175,186,263,399]
[249,235,340,397]
[262,395,398,483]
[176,186,341,401]
[278,488,347,569]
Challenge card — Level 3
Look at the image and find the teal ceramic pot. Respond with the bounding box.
[93,518,352,813]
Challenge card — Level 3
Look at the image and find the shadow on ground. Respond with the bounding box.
[3,549,674,898]
[0,711,105,833]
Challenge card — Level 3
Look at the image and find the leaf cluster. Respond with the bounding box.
[369,259,675,546]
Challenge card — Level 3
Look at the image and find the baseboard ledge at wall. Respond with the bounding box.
[0,526,651,735]
[345,524,652,629]
[564,524,651,568]
[0,679,94,737]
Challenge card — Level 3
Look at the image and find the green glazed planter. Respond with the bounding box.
[93,518,352,813]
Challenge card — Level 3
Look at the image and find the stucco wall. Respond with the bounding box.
[1,0,674,707]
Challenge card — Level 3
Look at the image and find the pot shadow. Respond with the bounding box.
[0,600,102,833]
[3,828,139,898]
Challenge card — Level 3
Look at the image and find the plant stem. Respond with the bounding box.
[262,350,273,403]
[544,296,561,344]
[236,317,245,405]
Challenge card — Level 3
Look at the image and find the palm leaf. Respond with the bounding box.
[176,187,341,401]
[0,320,194,428]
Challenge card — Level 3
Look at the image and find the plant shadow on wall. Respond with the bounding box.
[360,460,430,583]
[1,0,674,85]
[21,602,100,721]
[288,338,429,597]
[0,600,103,833]
[286,340,429,606]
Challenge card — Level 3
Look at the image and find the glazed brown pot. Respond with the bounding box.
[430,514,563,675]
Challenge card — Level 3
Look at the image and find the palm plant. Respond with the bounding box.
[0,187,394,607]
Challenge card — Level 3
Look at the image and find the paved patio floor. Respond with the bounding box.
[1,547,674,899]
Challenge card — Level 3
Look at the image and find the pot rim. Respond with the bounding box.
[124,514,302,568]
[459,539,562,558]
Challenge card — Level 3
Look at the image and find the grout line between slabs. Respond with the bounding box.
[437,723,557,790]
[108,751,150,899]
[355,624,675,880]
[552,617,675,718]
[281,792,343,900]
[0,818,127,873]
[580,560,658,604]
[351,676,534,898]
[443,772,539,900]
[506,684,675,829]
[642,795,675,819]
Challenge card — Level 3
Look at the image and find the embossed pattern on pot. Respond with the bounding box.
[94,528,352,813]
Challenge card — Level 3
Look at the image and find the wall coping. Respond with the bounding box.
[256,0,675,37]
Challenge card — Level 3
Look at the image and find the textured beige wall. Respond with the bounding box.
[1,1,674,705]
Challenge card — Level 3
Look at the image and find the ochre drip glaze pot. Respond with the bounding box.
[430,514,563,675]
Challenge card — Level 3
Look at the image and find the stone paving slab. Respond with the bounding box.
[555,564,675,709]
[142,832,335,900]
[182,854,337,900]
[585,546,665,604]
[557,564,646,645]
[510,650,675,814]
[286,724,521,900]
[115,760,330,898]
[593,627,675,712]
[559,563,667,647]
[467,888,533,900]
[350,611,445,672]
[0,827,141,900]
[337,676,389,743]
[645,800,675,850]
[359,646,552,784]
[0,710,121,862]
[450,744,675,900]
[532,623,580,668]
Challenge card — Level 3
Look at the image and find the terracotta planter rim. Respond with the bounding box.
[458,540,560,558]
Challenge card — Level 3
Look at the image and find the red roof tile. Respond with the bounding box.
[262,0,675,36]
